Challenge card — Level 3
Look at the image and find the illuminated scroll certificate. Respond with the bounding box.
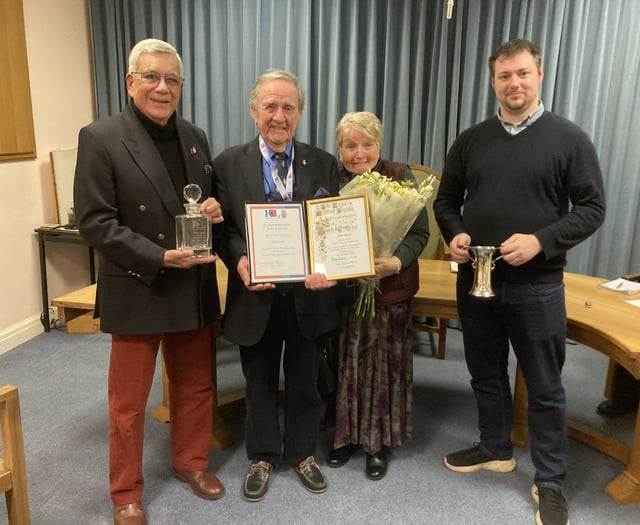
[306,194,375,280]
[245,202,310,284]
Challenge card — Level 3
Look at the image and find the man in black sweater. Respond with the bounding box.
[434,39,605,525]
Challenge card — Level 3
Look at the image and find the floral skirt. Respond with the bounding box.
[333,300,413,454]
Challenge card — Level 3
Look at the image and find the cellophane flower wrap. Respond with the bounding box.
[339,169,434,317]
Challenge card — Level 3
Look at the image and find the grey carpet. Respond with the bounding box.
[1,326,638,524]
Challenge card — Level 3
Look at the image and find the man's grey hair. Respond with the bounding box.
[249,69,305,112]
[128,38,183,77]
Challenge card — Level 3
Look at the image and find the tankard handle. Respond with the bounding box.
[464,245,504,267]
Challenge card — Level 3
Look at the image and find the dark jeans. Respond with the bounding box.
[457,270,568,488]
[239,291,322,467]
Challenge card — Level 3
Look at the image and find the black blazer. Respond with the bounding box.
[213,137,340,346]
[73,104,220,334]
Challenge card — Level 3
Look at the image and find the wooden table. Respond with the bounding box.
[412,259,458,359]
[35,226,96,331]
[414,260,640,504]
[511,272,640,505]
[50,284,100,333]
[414,259,458,316]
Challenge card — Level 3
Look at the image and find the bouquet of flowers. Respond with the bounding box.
[339,169,434,317]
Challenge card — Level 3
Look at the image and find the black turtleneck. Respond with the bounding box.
[130,101,187,199]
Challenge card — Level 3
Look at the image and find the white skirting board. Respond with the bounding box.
[0,314,43,356]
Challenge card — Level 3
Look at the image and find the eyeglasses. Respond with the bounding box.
[131,71,184,89]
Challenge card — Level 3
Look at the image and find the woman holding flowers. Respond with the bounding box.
[326,112,430,480]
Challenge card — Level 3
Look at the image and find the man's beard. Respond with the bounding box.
[504,96,527,113]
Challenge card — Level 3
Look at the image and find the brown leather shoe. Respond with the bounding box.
[113,501,146,525]
[173,469,225,500]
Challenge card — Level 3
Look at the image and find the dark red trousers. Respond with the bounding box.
[108,326,213,505]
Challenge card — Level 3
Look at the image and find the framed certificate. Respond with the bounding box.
[245,202,310,284]
[306,194,375,280]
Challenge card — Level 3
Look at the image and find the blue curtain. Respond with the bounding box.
[89,0,450,168]
[89,0,640,277]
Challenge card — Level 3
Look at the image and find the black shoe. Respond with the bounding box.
[294,456,327,493]
[444,443,516,473]
[366,449,388,481]
[532,484,570,525]
[327,443,360,467]
[596,399,636,417]
[243,461,273,502]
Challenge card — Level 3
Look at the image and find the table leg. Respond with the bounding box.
[511,364,529,447]
[88,246,96,283]
[149,352,170,423]
[37,232,50,332]
[437,319,448,360]
[209,331,234,449]
[605,359,618,398]
[511,362,640,504]
[150,332,234,449]
[605,401,640,504]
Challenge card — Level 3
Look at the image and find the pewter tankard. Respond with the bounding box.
[466,245,502,298]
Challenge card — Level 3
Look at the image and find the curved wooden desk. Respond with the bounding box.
[413,261,640,504]
[512,272,640,505]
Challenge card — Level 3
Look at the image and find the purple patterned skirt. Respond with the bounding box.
[333,300,413,454]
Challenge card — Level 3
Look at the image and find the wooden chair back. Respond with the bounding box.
[408,164,451,360]
[409,164,445,260]
[0,385,30,524]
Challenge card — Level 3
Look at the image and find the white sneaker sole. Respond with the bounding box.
[532,484,540,503]
[444,456,516,473]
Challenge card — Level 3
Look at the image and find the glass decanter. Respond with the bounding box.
[175,183,212,257]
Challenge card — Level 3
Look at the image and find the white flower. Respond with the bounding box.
[339,169,434,316]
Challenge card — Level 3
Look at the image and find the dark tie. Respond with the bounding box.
[273,152,292,295]
[273,153,287,201]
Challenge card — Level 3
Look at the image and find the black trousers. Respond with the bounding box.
[239,292,322,466]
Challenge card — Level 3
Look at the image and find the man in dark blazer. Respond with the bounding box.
[213,70,340,502]
[73,39,224,525]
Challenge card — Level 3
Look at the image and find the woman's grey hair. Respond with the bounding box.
[335,111,384,148]
[250,69,305,112]
[128,38,183,77]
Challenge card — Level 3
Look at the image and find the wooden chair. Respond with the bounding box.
[409,164,451,359]
[0,385,30,525]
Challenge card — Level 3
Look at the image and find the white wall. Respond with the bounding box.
[0,0,95,353]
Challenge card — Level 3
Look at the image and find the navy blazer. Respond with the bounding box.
[212,137,340,346]
[73,104,220,334]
